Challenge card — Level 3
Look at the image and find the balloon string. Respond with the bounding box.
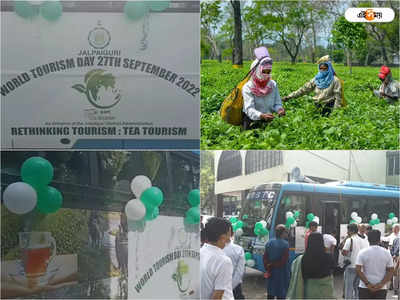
[140,12,150,51]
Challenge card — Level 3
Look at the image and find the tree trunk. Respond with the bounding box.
[347,48,353,74]
[291,55,296,64]
[206,35,221,63]
[380,44,389,65]
[311,10,317,63]
[231,0,243,67]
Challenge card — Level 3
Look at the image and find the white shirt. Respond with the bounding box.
[357,234,370,249]
[343,234,368,268]
[323,234,337,250]
[223,242,245,289]
[356,245,394,289]
[200,243,234,300]
[242,80,283,120]
[383,232,400,246]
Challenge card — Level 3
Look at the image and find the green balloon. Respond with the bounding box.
[255,222,264,230]
[148,1,170,11]
[242,214,248,220]
[254,227,260,236]
[40,1,63,21]
[186,207,200,224]
[389,212,395,219]
[369,219,375,226]
[306,221,310,228]
[294,211,300,218]
[307,213,315,221]
[141,187,164,207]
[245,252,252,260]
[259,227,269,236]
[14,1,39,19]
[287,216,295,225]
[188,189,200,207]
[21,157,54,187]
[236,221,243,229]
[230,217,238,224]
[350,219,357,224]
[146,206,159,221]
[124,1,148,21]
[36,186,63,214]
[375,218,380,225]
[285,222,290,229]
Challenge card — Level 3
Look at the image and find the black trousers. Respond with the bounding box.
[233,284,245,299]
[242,113,264,131]
[315,100,335,117]
[358,288,387,299]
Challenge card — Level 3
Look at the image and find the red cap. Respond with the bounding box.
[378,65,391,79]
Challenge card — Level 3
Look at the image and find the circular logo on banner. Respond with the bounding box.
[88,27,111,49]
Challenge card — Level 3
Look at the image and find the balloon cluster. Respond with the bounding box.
[305,213,319,228]
[369,213,380,226]
[253,221,269,238]
[229,217,244,237]
[124,1,170,21]
[285,211,300,229]
[3,157,63,214]
[387,212,398,225]
[244,252,255,267]
[14,0,63,21]
[184,189,200,225]
[125,175,164,231]
[349,212,362,224]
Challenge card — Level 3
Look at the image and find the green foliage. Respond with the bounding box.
[332,16,367,52]
[201,60,400,150]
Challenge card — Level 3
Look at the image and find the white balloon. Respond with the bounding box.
[130,175,152,198]
[371,213,378,220]
[235,228,243,237]
[313,216,320,224]
[246,259,255,267]
[392,217,398,223]
[286,211,294,219]
[3,182,37,214]
[355,216,362,224]
[351,212,358,219]
[260,220,267,228]
[387,219,393,225]
[125,198,146,221]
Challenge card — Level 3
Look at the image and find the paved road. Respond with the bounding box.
[242,267,398,299]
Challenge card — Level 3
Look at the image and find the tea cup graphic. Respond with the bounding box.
[19,232,56,289]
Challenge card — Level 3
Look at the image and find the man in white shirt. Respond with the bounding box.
[358,224,370,249]
[323,229,337,255]
[356,230,394,299]
[223,224,245,299]
[342,223,369,299]
[201,217,234,300]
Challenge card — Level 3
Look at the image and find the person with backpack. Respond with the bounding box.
[282,55,344,116]
[241,46,285,130]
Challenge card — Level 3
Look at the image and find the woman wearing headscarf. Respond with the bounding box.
[371,65,400,104]
[287,232,335,299]
[282,55,343,116]
[242,47,285,130]
[263,224,290,299]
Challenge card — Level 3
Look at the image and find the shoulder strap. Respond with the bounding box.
[350,237,353,252]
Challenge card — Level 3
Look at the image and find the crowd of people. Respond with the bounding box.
[241,46,399,130]
[200,217,400,300]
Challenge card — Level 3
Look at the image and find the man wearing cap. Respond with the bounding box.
[371,66,399,104]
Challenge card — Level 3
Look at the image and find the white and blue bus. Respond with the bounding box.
[237,181,400,272]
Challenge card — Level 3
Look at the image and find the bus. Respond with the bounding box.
[1,151,199,299]
[236,181,400,272]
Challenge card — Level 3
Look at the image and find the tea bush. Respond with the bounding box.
[201,60,399,149]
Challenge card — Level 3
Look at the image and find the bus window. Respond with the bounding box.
[276,193,309,227]
[366,197,397,223]
[341,196,368,223]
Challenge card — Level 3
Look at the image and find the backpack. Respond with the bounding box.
[220,59,263,126]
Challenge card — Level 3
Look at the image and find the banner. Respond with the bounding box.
[128,216,200,299]
[1,4,200,149]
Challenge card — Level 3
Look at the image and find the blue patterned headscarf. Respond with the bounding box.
[314,61,335,89]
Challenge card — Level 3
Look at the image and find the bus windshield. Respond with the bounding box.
[242,189,279,234]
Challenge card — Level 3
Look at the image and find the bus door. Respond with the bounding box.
[321,200,340,263]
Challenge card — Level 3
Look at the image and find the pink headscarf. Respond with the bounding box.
[250,56,273,97]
